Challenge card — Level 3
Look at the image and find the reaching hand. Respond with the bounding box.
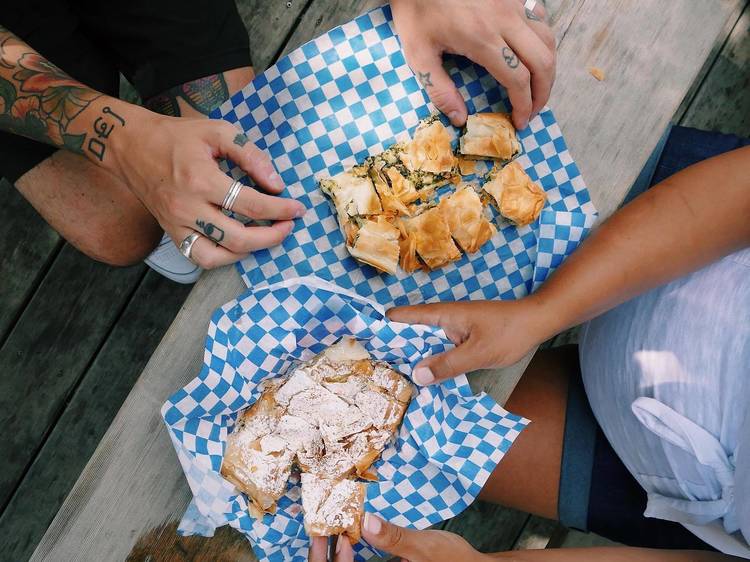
[391,0,556,130]
[111,111,306,269]
[387,298,550,385]
[308,513,491,562]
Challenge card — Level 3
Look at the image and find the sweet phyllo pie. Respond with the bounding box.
[459,112,521,162]
[221,338,412,542]
[320,112,546,274]
[438,184,497,253]
[483,161,547,226]
[301,473,365,542]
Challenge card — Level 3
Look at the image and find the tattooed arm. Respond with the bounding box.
[391,0,556,129]
[0,25,304,268]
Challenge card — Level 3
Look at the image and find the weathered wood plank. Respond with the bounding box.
[680,4,750,137]
[0,271,192,562]
[31,1,743,560]
[0,245,145,511]
[0,179,61,342]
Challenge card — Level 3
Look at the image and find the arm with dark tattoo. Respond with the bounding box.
[0,25,131,163]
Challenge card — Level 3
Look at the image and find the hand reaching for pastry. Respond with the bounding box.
[391,0,556,130]
[309,513,490,562]
[387,298,551,385]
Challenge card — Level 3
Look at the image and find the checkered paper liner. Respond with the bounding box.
[162,277,530,562]
[211,5,597,305]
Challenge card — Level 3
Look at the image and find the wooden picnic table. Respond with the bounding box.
[29,1,747,560]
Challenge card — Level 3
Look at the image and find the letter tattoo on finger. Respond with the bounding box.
[417,71,433,88]
[196,219,225,243]
[502,46,519,69]
[233,133,249,147]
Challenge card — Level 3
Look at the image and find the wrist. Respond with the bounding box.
[83,99,158,174]
[522,292,566,344]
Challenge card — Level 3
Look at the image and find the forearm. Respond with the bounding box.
[530,146,750,339]
[490,546,741,562]
[0,25,150,172]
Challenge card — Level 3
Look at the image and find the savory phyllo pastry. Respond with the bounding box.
[438,185,497,253]
[403,206,462,269]
[400,117,456,174]
[483,161,547,226]
[459,112,521,162]
[221,337,412,528]
[348,216,401,275]
[320,167,382,220]
[301,473,365,543]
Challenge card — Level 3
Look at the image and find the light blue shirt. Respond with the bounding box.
[579,247,750,557]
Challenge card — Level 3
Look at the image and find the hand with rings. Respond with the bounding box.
[110,114,306,269]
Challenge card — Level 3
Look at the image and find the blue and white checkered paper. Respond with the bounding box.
[212,5,597,304]
[162,277,529,562]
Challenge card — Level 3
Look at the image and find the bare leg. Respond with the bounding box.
[13,67,253,266]
[478,345,579,520]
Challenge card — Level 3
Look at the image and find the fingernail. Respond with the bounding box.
[268,171,283,189]
[448,111,461,124]
[413,366,435,386]
[335,536,343,553]
[295,205,307,218]
[364,513,381,535]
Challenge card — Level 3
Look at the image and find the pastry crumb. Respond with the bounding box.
[589,67,605,81]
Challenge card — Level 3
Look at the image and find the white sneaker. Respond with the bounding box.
[144,233,202,284]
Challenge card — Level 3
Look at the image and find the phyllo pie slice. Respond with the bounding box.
[221,391,293,518]
[320,166,383,219]
[403,206,462,270]
[348,216,401,275]
[397,117,458,190]
[301,473,365,544]
[483,161,547,226]
[438,184,497,253]
[459,112,521,162]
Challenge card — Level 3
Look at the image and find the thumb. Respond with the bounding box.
[362,513,420,559]
[412,338,480,385]
[403,41,467,127]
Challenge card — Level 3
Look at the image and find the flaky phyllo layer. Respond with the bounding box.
[320,113,547,275]
[221,338,413,543]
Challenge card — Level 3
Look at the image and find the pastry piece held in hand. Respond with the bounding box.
[221,392,293,518]
[439,184,497,254]
[301,473,365,544]
[483,161,547,226]
[459,112,521,163]
[404,206,462,269]
[348,216,401,275]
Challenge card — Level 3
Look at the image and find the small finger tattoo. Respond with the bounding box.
[417,71,433,88]
[525,7,542,21]
[196,219,225,243]
[502,46,520,69]
[233,133,249,147]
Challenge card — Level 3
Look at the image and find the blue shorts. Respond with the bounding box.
[557,125,750,550]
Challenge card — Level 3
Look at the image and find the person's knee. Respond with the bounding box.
[86,205,163,267]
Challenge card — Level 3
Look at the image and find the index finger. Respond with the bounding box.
[386,303,452,328]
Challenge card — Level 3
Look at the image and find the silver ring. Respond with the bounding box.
[179,232,201,264]
[221,179,243,212]
[524,0,537,10]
